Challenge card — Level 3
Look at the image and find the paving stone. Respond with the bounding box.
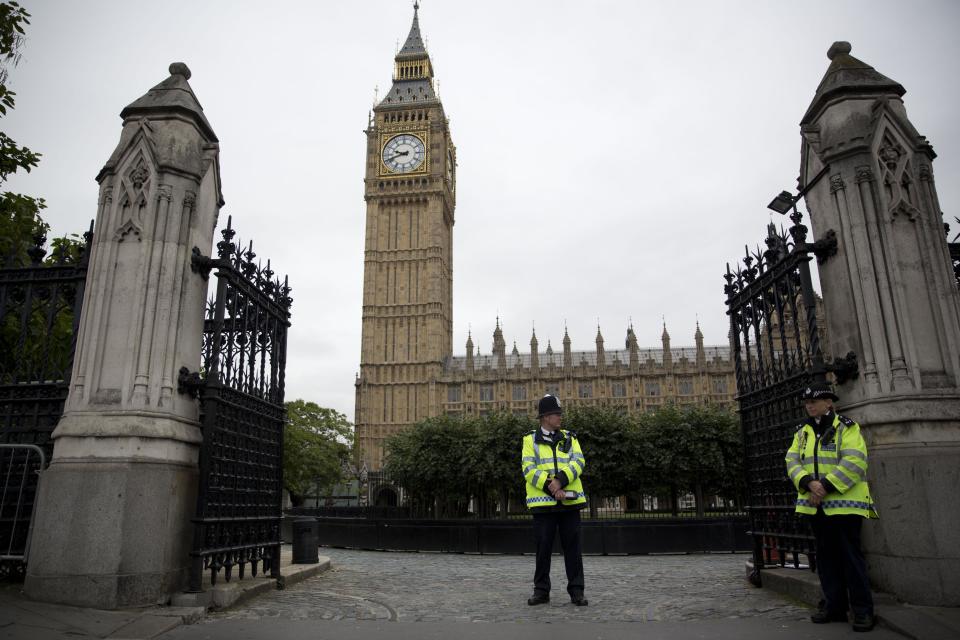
[202,549,811,624]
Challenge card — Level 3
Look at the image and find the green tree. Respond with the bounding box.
[283,400,352,507]
[384,414,476,517]
[640,404,742,517]
[0,1,44,264]
[465,411,533,517]
[562,406,644,517]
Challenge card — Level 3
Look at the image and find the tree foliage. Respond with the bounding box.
[283,400,353,507]
[0,1,45,265]
[382,403,743,517]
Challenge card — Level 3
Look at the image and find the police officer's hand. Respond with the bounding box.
[808,480,827,498]
[552,488,566,501]
[547,478,562,494]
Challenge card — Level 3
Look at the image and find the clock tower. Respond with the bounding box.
[356,4,456,469]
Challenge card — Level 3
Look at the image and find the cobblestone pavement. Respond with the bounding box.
[204,548,812,624]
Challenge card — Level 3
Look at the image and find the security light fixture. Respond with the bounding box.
[767,191,795,215]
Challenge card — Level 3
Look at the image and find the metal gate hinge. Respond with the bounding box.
[177,366,205,398]
[827,351,859,385]
[190,247,218,280]
[812,229,838,265]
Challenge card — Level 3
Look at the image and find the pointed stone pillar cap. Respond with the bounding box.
[169,62,192,79]
[801,41,905,125]
[120,62,218,142]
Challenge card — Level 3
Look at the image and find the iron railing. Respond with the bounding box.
[724,205,836,584]
[0,224,92,577]
[183,217,291,591]
[327,471,742,521]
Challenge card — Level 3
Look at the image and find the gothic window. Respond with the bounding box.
[611,381,627,397]
[678,378,694,395]
[479,384,494,402]
[578,383,592,398]
[712,377,728,394]
[646,381,660,396]
[447,385,461,403]
[544,385,560,398]
[512,384,527,401]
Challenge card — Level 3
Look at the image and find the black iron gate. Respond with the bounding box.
[182,217,291,590]
[723,199,855,585]
[0,224,92,577]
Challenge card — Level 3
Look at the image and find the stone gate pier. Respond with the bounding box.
[24,63,223,608]
[800,42,960,606]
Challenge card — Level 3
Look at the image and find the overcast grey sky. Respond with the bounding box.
[5,0,959,421]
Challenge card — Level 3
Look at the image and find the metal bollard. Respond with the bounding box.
[291,516,319,564]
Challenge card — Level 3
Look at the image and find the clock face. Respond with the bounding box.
[382,134,426,173]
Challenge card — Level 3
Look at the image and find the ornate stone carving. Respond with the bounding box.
[919,164,933,182]
[129,163,150,190]
[878,132,919,222]
[100,186,114,205]
[157,184,172,202]
[891,200,919,222]
[878,144,903,171]
[829,174,845,193]
[114,218,142,241]
[854,166,874,184]
[183,190,197,209]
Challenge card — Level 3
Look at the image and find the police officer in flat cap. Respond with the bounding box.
[785,382,879,632]
[521,394,588,606]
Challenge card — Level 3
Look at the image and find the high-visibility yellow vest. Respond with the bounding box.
[785,413,878,519]
[522,429,587,509]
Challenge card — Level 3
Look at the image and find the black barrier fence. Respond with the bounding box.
[299,516,750,555]
[289,501,745,521]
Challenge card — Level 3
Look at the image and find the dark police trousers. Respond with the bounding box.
[532,509,584,597]
[810,510,873,616]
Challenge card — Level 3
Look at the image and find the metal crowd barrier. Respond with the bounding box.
[0,444,47,567]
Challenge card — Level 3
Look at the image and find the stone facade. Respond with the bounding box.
[440,322,735,419]
[24,63,222,608]
[354,8,736,469]
[354,6,456,470]
[800,42,960,606]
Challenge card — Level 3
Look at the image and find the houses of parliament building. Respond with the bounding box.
[354,6,737,469]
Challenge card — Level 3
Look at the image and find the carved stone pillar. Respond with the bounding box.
[25,63,223,608]
[800,42,960,605]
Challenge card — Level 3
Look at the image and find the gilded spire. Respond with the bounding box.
[398,2,427,59]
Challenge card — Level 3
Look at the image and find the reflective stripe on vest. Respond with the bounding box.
[526,492,585,506]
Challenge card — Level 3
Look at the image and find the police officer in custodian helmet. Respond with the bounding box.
[521,394,588,606]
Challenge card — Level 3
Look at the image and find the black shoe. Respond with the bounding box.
[570,594,588,606]
[527,592,549,606]
[811,608,847,624]
[852,613,876,632]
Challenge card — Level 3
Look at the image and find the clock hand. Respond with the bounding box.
[385,150,411,161]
